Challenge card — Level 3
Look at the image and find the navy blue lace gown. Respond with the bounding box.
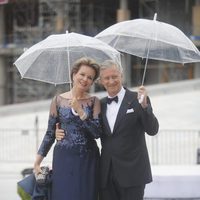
[38,95,102,200]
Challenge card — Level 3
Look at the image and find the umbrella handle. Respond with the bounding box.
[141,57,148,86]
[141,38,150,86]
[138,94,144,104]
[140,57,148,104]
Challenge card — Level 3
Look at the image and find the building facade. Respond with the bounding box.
[0,0,200,105]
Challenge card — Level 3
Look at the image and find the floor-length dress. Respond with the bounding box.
[37,95,102,200]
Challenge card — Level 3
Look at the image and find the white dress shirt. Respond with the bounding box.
[106,87,125,133]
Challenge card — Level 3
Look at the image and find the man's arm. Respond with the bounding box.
[138,86,159,136]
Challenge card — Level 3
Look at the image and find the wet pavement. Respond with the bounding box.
[0,79,200,200]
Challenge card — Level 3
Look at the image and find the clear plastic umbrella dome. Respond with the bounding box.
[95,13,200,85]
[95,14,200,64]
[14,31,121,85]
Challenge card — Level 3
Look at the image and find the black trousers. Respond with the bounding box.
[100,164,145,200]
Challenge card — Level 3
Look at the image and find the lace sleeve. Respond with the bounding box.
[37,96,58,157]
[81,96,102,139]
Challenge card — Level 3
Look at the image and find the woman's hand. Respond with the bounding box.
[70,98,85,117]
[34,163,42,175]
[33,154,44,175]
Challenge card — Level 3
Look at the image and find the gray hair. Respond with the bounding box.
[100,60,123,73]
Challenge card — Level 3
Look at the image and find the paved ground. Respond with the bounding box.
[0,173,21,200]
[0,79,200,199]
[1,163,200,200]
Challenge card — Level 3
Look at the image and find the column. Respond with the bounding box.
[192,4,200,79]
[117,0,132,87]
[0,6,6,105]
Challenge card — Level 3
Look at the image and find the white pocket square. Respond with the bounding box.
[126,108,134,114]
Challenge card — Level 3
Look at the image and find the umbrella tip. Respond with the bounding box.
[153,13,157,21]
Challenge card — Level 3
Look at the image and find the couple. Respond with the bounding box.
[34,57,159,200]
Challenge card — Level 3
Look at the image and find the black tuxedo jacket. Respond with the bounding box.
[100,88,159,188]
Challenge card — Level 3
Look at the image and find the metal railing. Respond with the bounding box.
[0,129,200,165]
[146,129,200,165]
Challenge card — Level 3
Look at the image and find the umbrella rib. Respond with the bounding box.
[14,32,121,85]
[100,32,198,51]
[15,50,44,77]
[66,33,72,89]
[21,75,68,85]
[21,51,46,77]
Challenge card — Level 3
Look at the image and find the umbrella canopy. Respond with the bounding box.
[14,31,121,85]
[96,14,200,64]
[96,14,200,84]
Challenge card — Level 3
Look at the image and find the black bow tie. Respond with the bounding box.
[107,96,118,104]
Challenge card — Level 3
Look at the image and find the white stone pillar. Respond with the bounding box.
[0,6,4,43]
[192,5,200,79]
[116,0,132,87]
[0,59,5,105]
[0,6,6,105]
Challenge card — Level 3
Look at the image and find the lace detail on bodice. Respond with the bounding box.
[38,95,102,157]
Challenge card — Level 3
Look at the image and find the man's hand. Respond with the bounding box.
[55,123,65,141]
[138,86,148,109]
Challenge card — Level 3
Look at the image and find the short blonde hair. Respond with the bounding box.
[71,57,100,81]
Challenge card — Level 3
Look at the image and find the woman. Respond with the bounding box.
[34,57,102,200]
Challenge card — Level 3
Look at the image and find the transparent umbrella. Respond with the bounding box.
[96,13,200,85]
[14,31,121,85]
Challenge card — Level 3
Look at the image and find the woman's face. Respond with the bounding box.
[73,65,96,92]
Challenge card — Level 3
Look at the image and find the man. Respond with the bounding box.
[56,60,159,200]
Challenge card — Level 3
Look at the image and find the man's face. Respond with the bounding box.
[100,65,123,97]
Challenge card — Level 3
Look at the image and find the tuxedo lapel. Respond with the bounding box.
[101,98,112,135]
